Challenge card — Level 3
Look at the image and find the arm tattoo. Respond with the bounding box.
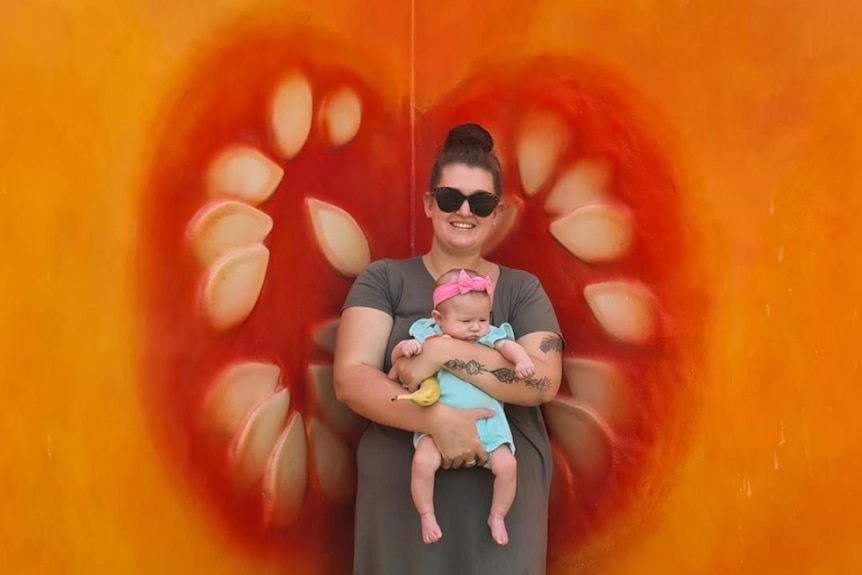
[523,376,551,393]
[491,367,518,384]
[491,368,551,393]
[539,335,563,354]
[443,358,486,375]
[449,358,552,394]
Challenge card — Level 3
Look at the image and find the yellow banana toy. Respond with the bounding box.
[391,377,441,407]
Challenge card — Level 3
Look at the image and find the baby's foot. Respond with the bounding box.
[487,513,509,546]
[420,512,443,544]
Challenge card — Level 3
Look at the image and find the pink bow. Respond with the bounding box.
[432,270,494,308]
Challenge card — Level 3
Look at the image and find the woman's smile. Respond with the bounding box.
[449,220,476,230]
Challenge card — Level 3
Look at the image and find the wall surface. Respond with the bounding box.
[2,1,862,573]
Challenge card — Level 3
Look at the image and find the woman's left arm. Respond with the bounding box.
[389,330,563,406]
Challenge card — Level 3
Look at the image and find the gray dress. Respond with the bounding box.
[342,257,561,575]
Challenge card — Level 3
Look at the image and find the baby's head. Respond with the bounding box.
[431,269,494,342]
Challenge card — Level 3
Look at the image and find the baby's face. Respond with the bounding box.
[434,292,492,342]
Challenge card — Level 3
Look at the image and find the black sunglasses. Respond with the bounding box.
[430,187,500,217]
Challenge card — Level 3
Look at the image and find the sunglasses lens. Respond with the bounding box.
[434,187,464,212]
[433,187,499,217]
[468,194,499,217]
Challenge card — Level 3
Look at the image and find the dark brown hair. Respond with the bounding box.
[428,123,503,196]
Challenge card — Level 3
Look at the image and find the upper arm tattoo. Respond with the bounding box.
[539,334,563,354]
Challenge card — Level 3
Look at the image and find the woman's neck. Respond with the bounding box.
[423,246,486,280]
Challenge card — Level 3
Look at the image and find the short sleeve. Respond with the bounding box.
[478,322,515,347]
[341,259,401,316]
[408,318,440,343]
[495,269,564,348]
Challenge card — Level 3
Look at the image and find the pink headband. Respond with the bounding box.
[432,270,494,308]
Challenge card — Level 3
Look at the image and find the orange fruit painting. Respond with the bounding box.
[3,1,862,574]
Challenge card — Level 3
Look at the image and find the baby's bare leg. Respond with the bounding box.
[411,436,443,543]
[487,445,517,546]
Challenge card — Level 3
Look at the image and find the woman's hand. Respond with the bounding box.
[427,403,495,469]
[387,337,447,390]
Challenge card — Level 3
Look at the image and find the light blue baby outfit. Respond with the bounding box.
[409,318,516,461]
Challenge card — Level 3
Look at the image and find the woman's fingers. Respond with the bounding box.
[466,409,492,465]
[431,406,494,468]
[469,408,496,421]
[388,360,421,392]
[388,356,426,390]
[441,453,475,469]
[447,450,487,469]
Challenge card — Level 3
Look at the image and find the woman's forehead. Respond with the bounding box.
[438,163,494,191]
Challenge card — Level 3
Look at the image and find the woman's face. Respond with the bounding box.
[424,163,499,252]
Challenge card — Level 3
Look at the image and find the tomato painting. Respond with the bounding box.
[7,1,862,574]
[138,21,705,574]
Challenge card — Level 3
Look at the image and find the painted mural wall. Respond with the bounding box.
[2,1,861,574]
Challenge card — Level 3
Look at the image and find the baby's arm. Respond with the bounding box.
[391,338,423,365]
[494,339,535,378]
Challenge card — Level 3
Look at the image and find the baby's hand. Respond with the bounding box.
[399,340,423,358]
[514,358,535,379]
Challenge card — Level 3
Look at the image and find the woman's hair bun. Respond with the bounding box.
[443,123,494,154]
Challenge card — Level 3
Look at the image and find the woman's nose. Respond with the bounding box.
[456,198,472,215]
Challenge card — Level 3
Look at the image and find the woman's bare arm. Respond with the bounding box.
[333,306,494,467]
[389,331,563,406]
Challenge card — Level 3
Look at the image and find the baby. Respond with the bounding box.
[391,268,535,546]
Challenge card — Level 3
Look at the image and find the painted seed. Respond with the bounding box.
[263,412,308,528]
[200,362,282,444]
[320,86,362,147]
[206,146,283,205]
[229,388,290,490]
[306,198,370,277]
[271,73,313,159]
[517,109,568,196]
[543,159,611,217]
[583,280,658,345]
[187,200,273,266]
[549,204,633,263]
[201,243,270,331]
[310,418,356,503]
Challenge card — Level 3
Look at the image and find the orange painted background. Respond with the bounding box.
[2,1,862,574]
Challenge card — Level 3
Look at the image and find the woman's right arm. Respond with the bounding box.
[333,306,424,428]
[333,306,493,468]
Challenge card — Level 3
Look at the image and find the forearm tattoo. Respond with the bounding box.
[491,367,517,384]
[443,359,486,375]
[491,368,551,392]
[445,359,552,394]
[539,335,563,354]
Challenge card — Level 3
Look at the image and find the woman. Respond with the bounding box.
[334,123,563,575]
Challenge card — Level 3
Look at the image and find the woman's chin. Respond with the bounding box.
[443,228,488,250]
